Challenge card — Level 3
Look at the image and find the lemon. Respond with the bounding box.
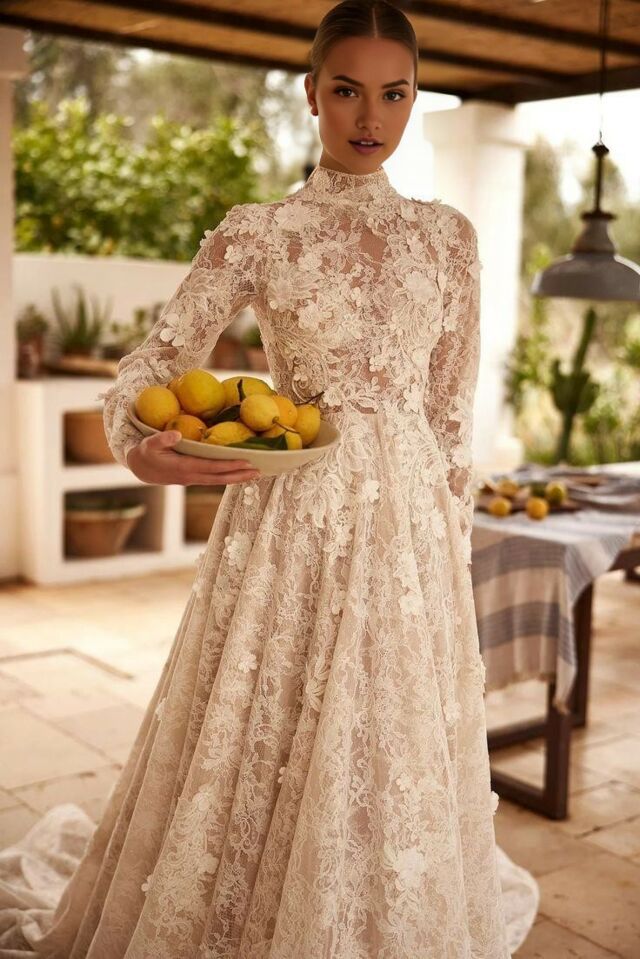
[526,496,549,520]
[272,394,298,428]
[545,480,567,505]
[261,424,303,449]
[488,495,512,517]
[135,385,180,429]
[239,394,280,432]
[495,478,519,498]
[167,375,182,397]
[222,375,274,407]
[202,421,256,446]
[164,414,206,441]
[294,404,321,447]
[176,369,225,416]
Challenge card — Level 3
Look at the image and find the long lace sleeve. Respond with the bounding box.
[425,207,481,561]
[98,203,265,468]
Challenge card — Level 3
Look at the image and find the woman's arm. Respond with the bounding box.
[98,203,265,471]
[424,207,481,563]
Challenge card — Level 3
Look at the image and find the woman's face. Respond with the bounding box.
[304,35,417,174]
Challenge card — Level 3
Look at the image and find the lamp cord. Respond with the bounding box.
[597,0,610,146]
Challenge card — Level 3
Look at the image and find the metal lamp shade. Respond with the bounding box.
[531,210,640,302]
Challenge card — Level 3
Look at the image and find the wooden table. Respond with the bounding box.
[485,539,640,821]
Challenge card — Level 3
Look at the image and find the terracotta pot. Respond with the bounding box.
[64,503,147,557]
[185,488,225,541]
[17,338,45,378]
[210,337,245,370]
[65,410,115,464]
[245,346,269,371]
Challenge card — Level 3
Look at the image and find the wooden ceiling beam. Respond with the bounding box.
[0,12,475,98]
[397,1,640,58]
[459,63,640,104]
[0,0,585,84]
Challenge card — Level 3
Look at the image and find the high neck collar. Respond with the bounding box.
[302,162,396,204]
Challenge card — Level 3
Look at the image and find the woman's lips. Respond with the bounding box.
[349,140,383,154]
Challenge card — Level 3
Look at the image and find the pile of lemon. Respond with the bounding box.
[134,369,322,451]
[487,478,568,521]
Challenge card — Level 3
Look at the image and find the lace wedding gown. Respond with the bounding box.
[0,163,539,957]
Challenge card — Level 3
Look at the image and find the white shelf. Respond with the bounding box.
[16,370,273,585]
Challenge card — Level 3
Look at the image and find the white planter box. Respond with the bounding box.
[16,370,273,585]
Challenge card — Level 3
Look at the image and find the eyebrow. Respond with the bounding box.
[331,74,410,88]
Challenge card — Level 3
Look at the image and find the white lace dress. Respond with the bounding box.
[0,164,539,958]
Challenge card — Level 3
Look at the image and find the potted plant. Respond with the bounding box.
[64,492,147,558]
[51,284,113,358]
[16,305,49,378]
[102,303,161,360]
[242,323,269,371]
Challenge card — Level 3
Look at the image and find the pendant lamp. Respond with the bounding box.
[530,0,640,302]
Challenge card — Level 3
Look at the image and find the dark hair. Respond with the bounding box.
[308,0,418,87]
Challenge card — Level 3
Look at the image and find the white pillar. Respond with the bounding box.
[0,28,28,580]
[423,101,530,474]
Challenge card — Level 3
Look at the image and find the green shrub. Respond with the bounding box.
[14,95,261,260]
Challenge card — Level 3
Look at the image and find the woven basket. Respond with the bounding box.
[65,503,146,557]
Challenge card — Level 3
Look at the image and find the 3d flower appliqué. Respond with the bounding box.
[238,651,258,673]
[224,531,252,571]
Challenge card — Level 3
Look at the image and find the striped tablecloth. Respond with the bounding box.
[470,504,640,715]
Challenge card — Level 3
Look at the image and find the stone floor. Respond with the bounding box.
[0,567,639,957]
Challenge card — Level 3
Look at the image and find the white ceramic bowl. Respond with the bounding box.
[127,402,341,477]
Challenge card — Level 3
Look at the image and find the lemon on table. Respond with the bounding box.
[164,414,206,441]
[176,369,225,416]
[261,424,303,449]
[488,495,512,517]
[294,404,321,447]
[202,421,256,446]
[526,496,549,520]
[272,394,298,428]
[545,480,567,505]
[495,478,519,498]
[222,375,274,407]
[239,394,280,432]
[135,385,180,429]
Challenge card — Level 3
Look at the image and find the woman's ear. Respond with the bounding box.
[304,73,318,115]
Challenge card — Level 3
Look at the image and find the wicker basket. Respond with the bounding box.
[65,503,146,557]
[64,410,115,464]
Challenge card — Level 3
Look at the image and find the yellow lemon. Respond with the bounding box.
[272,394,298,428]
[176,369,225,416]
[544,480,567,505]
[495,478,519,498]
[239,394,280,432]
[164,414,206,441]
[167,375,183,397]
[261,424,303,449]
[222,375,274,408]
[526,496,549,520]
[202,421,256,446]
[135,385,180,429]
[487,495,512,517]
[294,404,321,447]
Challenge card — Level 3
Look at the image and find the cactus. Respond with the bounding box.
[550,306,600,463]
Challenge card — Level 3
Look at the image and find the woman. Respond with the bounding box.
[0,1,539,955]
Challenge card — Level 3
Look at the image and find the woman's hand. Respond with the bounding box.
[126,430,262,486]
